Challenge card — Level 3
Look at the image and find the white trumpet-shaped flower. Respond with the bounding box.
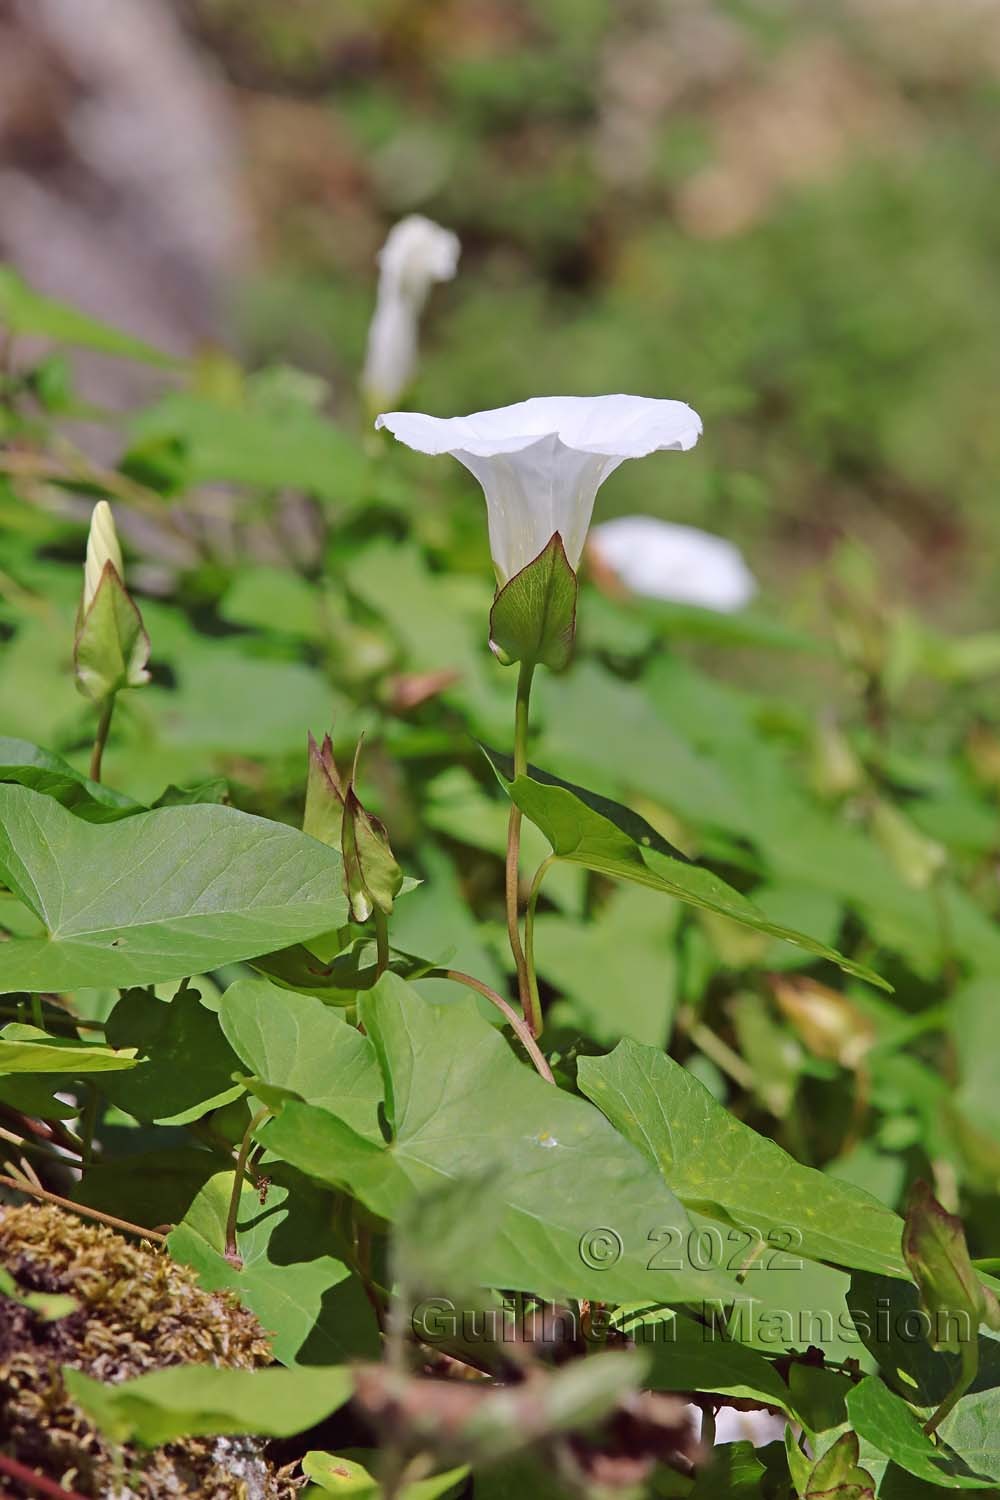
[589,515,756,612]
[83,499,125,611]
[362,214,460,410]
[375,394,702,583]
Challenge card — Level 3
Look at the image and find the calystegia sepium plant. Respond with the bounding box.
[1,259,999,1500]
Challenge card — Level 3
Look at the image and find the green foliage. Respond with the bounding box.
[64,1362,352,1446]
[0,786,349,990]
[265,973,736,1306]
[485,748,888,988]
[3,129,1000,1489]
[578,1039,906,1278]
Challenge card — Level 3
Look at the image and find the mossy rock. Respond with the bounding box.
[0,1200,300,1499]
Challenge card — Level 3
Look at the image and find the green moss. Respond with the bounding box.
[0,1201,299,1499]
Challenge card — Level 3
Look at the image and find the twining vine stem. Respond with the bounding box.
[432,968,554,1084]
[0,1451,90,1500]
[505,660,536,1029]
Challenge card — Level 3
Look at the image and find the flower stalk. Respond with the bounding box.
[523,853,555,1041]
[505,661,535,1027]
[90,695,116,783]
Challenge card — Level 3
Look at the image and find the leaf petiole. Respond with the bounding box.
[505,660,536,1027]
[224,1104,273,1269]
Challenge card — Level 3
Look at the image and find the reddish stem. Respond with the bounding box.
[0,1452,91,1500]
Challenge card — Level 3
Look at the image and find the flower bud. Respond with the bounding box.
[304,733,346,849]
[83,500,125,611]
[362,215,460,412]
[589,517,756,612]
[75,501,150,704]
[770,973,874,1071]
[303,733,403,923]
[871,798,946,891]
[809,715,864,800]
[341,781,403,925]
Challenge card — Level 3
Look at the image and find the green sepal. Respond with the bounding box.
[803,1432,875,1499]
[74,561,150,704]
[304,732,345,849]
[303,732,403,923]
[342,784,403,923]
[489,532,578,671]
[902,1180,1000,1351]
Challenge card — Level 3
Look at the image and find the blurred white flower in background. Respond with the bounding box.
[376,394,702,583]
[709,1405,787,1447]
[362,214,460,411]
[589,515,756,612]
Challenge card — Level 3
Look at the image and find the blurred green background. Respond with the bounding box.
[3,0,1000,618]
[207,0,1000,616]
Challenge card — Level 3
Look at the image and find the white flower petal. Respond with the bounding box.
[376,214,460,294]
[83,499,124,610]
[376,396,703,582]
[590,516,756,613]
[377,394,701,458]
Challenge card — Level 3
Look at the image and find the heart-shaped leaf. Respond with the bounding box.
[262,973,740,1308]
[218,976,384,1137]
[169,1167,381,1366]
[0,785,349,992]
[101,988,244,1125]
[846,1377,990,1489]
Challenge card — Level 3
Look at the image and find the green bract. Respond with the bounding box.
[489,532,579,671]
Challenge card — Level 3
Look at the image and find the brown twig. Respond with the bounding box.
[0,1173,166,1244]
[0,1103,85,1158]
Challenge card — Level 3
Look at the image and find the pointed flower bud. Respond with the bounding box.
[771,974,874,1071]
[304,733,347,849]
[303,733,403,924]
[83,499,125,610]
[809,714,865,800]
[362,215,460,412]
[871,798,946,891]
[903,1181,1000,1353]
[75,501,150,704]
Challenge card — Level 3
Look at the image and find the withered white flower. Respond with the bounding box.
[83,499,125,610]
[590,515,756,612]
[362,214,460,410]
[375,395,702,583]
